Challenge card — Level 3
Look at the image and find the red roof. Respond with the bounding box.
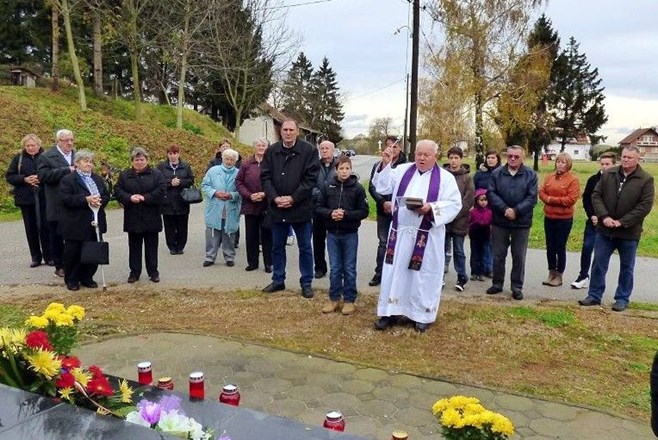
[619,127,658,145]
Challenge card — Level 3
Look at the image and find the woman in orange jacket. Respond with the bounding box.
[538,152,580,286]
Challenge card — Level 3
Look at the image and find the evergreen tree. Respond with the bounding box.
[280,52,314,124]
[0,0,51,66]
[546,36,608,150]
[309,57,344,143]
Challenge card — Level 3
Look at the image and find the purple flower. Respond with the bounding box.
[159,394,182,412]
[137,399,162,425]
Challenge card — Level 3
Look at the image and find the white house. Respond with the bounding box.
[544,134,591,161]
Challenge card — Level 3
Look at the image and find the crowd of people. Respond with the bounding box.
[5,122,655,330]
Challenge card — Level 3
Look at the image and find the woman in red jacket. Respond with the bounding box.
[538,152,580,287]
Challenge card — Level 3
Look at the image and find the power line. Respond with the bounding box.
[346,77,407,101]
[265,0,334,10]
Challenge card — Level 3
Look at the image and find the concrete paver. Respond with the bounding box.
[76,333,653,440]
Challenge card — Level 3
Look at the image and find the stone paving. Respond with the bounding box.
[75,333,653,440]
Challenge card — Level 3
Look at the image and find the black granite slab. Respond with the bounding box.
[0,384,61,432]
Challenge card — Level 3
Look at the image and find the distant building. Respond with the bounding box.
[544,134,591,161]
[618,127,658,162]
[239,102,323,146]
[10,66,39,88]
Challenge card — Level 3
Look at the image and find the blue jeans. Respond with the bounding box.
[445,233,467,282]
[586,234,638,306]
[578,221,596,280]
[544,217,573,273]
[327,232,359,302]
[271,221,313,286]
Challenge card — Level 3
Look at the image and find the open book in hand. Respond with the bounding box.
[401,197,424,210]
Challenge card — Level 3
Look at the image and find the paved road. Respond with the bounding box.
[2,154,656,305]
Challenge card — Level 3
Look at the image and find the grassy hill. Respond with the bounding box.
[0,85,242,215]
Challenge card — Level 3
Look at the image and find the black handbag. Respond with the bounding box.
[181,186,203,204]
[80,241,110,265]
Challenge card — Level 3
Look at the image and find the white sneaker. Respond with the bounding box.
[571,276,589,289]
[286,236,295,246]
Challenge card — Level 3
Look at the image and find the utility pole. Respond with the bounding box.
[409,0,420,157]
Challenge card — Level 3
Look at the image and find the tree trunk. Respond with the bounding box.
[51,6,60,92]
[61,0,86,110]
[130,52,142,119]
[234,110,242,142]
[92,12,103,97]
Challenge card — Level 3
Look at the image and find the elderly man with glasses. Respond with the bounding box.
[485,145,538,300]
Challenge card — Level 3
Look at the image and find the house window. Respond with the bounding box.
[573,149,579,155]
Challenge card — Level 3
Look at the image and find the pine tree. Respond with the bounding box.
[280,52,314,124]
[309,57,344,143]
[546,36,608,150]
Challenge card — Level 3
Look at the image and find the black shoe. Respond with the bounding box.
[484,271,493,279]
[127,275,139,283]
[368,275,381,286]
[202,261,214,267]
[262,282,285,293]
[46,260,55,267]
[30,261,41,268]
[54,268,65,278]
[415,322,430,333]
[150,275,160,283]
[301,285,314,298]
[169,249,177,255]
[176,249,184,255]
[66,283,80,291]
[374,316,394,330]
[245,265,258,271]
[314,270,326,279]
[486,286,502,295]
[81,280,98,288]
[611,301,628,312]
[512,289,524,300]
[226,261,234,267]
[578,297,601,306]
[264,265,272,273]
[455,279,466,292]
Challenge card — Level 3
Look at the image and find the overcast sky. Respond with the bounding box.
[284,0,658,144]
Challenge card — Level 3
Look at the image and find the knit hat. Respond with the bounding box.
[475,188,487,200]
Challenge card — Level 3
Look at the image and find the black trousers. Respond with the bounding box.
[47,220,65,269]
[63,229,99,286]
[374,213,392,277]
[244,214,272,268]
[162,214,189,252]
[312,214,327,273]
[128,232,159,278]
[20,205,51,263]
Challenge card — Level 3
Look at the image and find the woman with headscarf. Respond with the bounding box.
[157,144,194,255]
[5,134,52,268]
[58,150,110,290]
[115,147,165,283]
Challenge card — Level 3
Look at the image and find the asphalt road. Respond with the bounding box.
[2,154,656,306]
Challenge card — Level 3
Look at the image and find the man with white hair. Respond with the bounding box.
[372,140,462,332]
[312,140,337,279]
[37,129,76,278]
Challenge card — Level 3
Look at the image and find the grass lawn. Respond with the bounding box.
[1,286,657,422]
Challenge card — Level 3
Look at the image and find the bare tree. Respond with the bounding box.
[49,2,60,91]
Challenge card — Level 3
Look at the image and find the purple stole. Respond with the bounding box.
[385,164,441,271]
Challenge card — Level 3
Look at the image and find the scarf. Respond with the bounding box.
[385,164,440,271]
[78,171,99,196]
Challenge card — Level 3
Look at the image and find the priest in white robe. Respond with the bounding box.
[372,140,461,332]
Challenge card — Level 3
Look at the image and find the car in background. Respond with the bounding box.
[333,148,342,158]
[342,149,356,157]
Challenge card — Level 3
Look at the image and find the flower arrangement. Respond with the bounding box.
[126,394,216,440]
[0,302,133,416]
[432,395,515,440]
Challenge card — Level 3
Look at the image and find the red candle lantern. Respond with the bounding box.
[323,410,345,432]
[188,372,205,399]
[157,377,174,391]
[137,361,153,385]
[219,384,241,406]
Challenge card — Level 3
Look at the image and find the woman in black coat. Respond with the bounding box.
[115,147,164,283]
[156,145,194,255]
[5,134,52,267]
[59,150,110,291]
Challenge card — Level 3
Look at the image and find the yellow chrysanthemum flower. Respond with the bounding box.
[118,379,133,403]
[43,309,61,321]
[27,349,62,379]
[45,302,66,314]
[25,315,49,329]
[59,387,74,402]
[440,407,462,428]
[71,367,91,387]
[491,413,515,435]
[52,313,74,327]
[66,305,85,321]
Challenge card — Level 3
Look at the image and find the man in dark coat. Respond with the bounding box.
[37,129,76,277]
[311,140,337,279]
[486,145,538,300]
[367,135,407,286]
[59,150,110,291]
[5,134,51,267]
[260,119,320,298]
[578,146,654,311]
[115,147,165,283]
[157,145,195,255]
